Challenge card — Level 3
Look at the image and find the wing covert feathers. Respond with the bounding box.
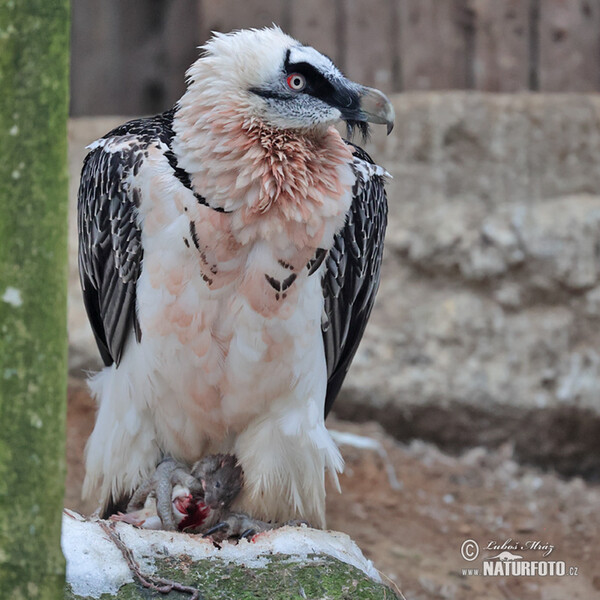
[322,142,388,416]
[77,111,178,366]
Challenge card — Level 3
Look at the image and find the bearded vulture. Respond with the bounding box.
[79,26,393,529]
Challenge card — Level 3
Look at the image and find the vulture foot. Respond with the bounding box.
[127,458,202,531]
[203,515,312,542]
[203,512,273,541]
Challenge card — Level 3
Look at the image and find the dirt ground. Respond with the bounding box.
[66,377,600,599]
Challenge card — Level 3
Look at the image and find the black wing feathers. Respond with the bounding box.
[77,110,177,367]
[78,142,142,366]
[322,142,388,416]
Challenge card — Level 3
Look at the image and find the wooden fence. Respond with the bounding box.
[71,0,600,116]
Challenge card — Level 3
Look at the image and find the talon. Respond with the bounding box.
[203,522,229,537]
[202,512,273,540]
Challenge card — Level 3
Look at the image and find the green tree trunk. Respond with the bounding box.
[0,1,70,598]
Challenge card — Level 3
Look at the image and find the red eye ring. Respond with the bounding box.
[287,73,306,91]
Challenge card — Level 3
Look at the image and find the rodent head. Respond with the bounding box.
[192,453,244,510]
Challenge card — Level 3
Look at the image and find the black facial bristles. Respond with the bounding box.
[345,120,370,143]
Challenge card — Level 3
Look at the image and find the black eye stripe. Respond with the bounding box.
[250,47,361,116]
[283,48,338,97]
[284,61,335,97]
[282,48,361,112]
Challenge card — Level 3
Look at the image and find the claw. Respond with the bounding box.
[241,528,256,539]
[203,522,229,538]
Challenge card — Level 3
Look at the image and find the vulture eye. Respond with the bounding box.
[287,73,306,91]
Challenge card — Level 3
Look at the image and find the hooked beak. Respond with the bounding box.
[357,86,395,134]
[336,83,395,135]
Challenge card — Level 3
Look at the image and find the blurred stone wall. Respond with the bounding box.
[71,0,201,115]
[68,92,600,478]
[71,0,600,115]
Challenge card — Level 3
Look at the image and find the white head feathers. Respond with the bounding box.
[189,27,299,95]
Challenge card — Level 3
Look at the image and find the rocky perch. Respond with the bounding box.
[62,510,399,599]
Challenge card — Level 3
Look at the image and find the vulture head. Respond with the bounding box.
[182,26,395,137]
